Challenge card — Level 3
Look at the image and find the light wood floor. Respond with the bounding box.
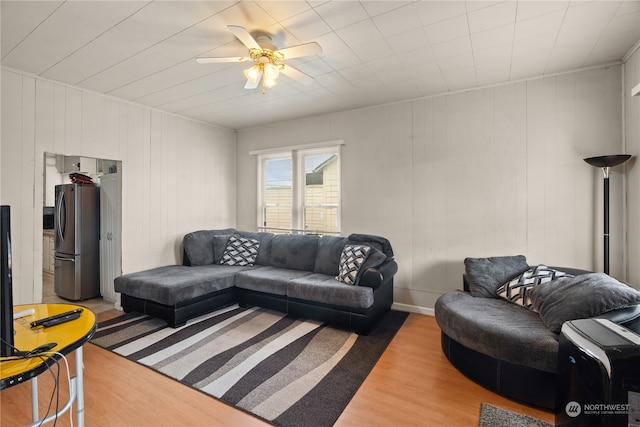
[42,271,116,314]
[1,311,555,426]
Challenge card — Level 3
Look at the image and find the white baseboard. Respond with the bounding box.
[391,302,434,316]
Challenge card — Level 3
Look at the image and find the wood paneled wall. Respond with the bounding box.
[0,69,237,304]
[2,63,635,311]
[625,47,640,286]
[237,65,633,313]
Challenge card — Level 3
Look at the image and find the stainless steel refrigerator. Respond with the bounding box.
[54,183,101,300]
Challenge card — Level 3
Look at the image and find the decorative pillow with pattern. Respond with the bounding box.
[218,235,260,266]
[336,244,371,285]
[496,265,573,310]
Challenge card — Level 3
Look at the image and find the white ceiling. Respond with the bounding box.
[2,1,639,130]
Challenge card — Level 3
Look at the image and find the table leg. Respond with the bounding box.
[75,347,84,427]
[30,376,39,422]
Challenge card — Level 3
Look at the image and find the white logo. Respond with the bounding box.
[565,401,582,418]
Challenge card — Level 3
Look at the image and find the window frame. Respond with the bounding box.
[257,144,341,235]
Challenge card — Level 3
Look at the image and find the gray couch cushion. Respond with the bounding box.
[212,234,233,263]
[183,228,236,266]
[314,236,347,275]
[234,266,311,295]
[530,273,640,333]
[358,248,387,274]
[348,233,394,257]
[114,264,250,306]
[464,255,529,298]
[270,234,319,271]
[435,291,559,373]
[237,231,274,266]
[288,273,374,309]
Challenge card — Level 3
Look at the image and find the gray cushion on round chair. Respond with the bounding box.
[464,255,529,298]
[531,273,640,333]
[435,290,559,373]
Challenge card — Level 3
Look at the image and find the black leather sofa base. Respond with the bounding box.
[441,332,556,410]
[120,287,237,328]
[237,277,394,335]
[121,278,394,335]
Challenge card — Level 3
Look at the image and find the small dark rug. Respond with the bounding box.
[92,305,407,427]
[479,403,554,427]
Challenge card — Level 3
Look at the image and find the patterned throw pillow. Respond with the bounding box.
[496,265,573,310]
[336,244,371,285]
[218,235,260,266]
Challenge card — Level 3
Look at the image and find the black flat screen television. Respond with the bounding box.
[1,205,14,357]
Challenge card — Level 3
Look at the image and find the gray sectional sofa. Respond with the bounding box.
[435,256,640,410]
[114,229,398,334]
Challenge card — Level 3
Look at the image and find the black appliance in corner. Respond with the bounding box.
[556,318,640,427]
[43,206,54,230]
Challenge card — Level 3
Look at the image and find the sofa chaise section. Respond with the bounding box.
[116,264,255,328]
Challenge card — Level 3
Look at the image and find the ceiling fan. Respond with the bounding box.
[196,25,322,93]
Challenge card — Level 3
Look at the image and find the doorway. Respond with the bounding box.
[42,152,122,313]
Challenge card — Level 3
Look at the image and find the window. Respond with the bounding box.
[258,146,341,235]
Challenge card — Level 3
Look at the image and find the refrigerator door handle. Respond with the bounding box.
[56,190,67,243]
[54,256,75,262]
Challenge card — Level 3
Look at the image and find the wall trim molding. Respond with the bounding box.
[392,302,434,316]
[249,140,345,156]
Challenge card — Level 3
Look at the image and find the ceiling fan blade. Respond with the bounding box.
[228,25,261,50]
[280,65,314,85]
[244,75,261,89]
[196,56,250,64]
[277,42,322,59]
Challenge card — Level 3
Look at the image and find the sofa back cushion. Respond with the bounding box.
[313,233,393,278]
[270,234,319,271]
[236,231,274,266]
[359,248,387,271]
[183,228,237,266]
[347,233,394,257]
[314,236,348,275]
[212,234,234,263]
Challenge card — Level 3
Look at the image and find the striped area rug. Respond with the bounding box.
[92,305,408,427]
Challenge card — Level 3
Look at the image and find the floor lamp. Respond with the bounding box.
[584,154,631,275]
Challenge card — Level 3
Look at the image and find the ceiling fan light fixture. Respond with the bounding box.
[197,26,321,91]
[263,62,280,80]
[244,64,262,83]
[263,77,277,89]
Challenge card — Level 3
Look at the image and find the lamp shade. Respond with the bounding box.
[263,78,277,89]
[584,155,631,168]
[244,65,262,83]
[262,63,280,80]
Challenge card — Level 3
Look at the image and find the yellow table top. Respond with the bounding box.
[0,303,97,389]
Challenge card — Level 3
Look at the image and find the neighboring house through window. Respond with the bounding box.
[256,143,342,235]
